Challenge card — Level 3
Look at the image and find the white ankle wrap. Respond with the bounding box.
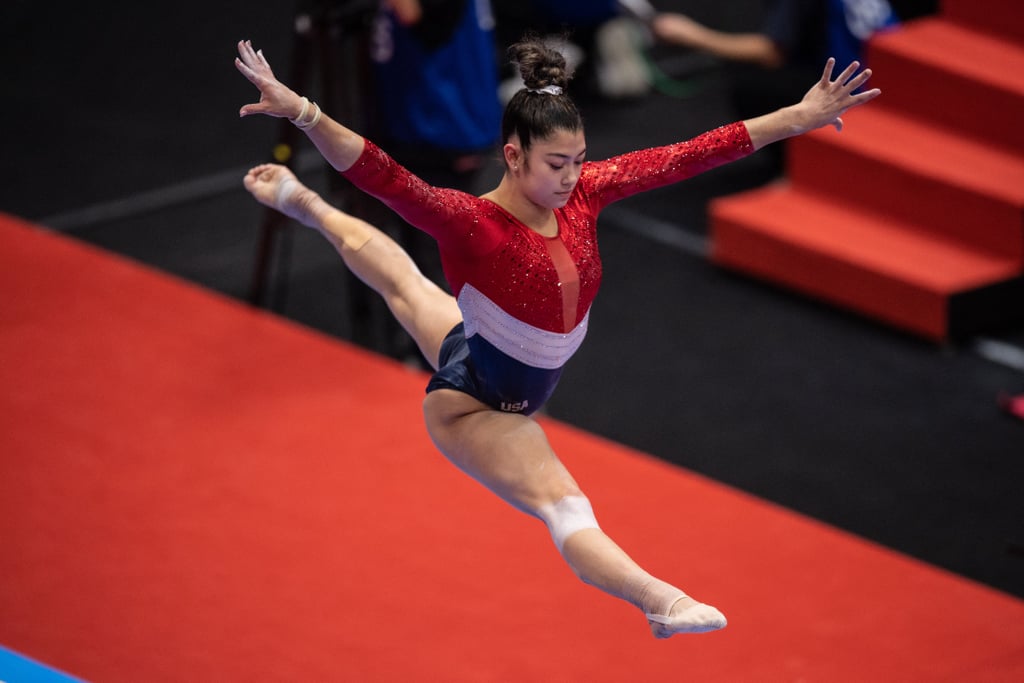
[274,175,298,212]
[539,495,600,552]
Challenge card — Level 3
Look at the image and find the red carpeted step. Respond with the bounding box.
[866,18,1024,154]
[943,0,1024,44]
[788,107,1024,264]
[709,185,1021,340]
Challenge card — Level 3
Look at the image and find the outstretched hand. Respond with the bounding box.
[798,58,881,133]
[235,40,303,120]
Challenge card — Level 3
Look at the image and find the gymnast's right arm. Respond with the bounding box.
[234,40,482,249]
[234,40,365,172]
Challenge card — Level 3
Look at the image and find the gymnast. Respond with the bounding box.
[236,35,879,638]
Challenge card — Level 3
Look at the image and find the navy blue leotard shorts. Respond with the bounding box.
[426,323,563,416]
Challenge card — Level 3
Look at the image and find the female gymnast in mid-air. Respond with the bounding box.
[235,35,878,638]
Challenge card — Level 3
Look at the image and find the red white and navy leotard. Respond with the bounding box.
[342,122,754,414]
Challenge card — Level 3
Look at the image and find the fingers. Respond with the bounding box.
[237,39,260,66]
[234,56,257,83]
[844,67,874,94]
[851,87,882,106]
[819,57,836,84]
[234,44,263,90]
[834,60,860,86]
[821,58,873,92]
[237,40,257,69]
[236,40,273,77]
[843,65,881,104]
[235,40,280,117]
[238,102,268,118]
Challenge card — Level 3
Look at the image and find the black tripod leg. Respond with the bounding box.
[316,5,380,349]
[248,10,320,309]
[249,212,286,308]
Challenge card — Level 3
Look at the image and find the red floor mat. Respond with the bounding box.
[2,214,1023,682]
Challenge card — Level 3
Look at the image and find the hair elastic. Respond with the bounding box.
[527,84,563,96]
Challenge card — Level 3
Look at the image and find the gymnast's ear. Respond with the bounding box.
[503,140,522,171]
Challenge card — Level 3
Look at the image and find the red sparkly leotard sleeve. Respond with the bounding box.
[341,122,753,414]
[573,121,754,211]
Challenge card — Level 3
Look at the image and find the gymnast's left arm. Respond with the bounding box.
[580,121,755,209]
[743,58,881,150]
[580,58,878,209]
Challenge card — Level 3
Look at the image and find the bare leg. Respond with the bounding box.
[245,164,724,637]
[423,389,727,638]
[243,164,461,369]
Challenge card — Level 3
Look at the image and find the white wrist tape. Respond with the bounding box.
[539,495,600,553]
[292,96,310,124]
[291,96,322,131]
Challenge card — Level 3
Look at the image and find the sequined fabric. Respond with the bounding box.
[341,121,753,337]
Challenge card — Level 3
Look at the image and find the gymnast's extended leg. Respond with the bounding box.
[245,164,724,637]
[423,389,727,638]
[243,164,460,369]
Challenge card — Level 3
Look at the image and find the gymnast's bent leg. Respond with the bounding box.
[243,164,461,369]
[423,389,727,638]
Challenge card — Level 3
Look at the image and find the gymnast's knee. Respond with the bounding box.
[538,494,601,555]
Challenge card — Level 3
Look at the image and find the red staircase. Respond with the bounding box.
[709,0,1024,341]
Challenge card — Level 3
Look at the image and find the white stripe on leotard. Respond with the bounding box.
[457,284,589,370]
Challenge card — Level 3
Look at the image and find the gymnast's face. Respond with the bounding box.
[516,128,586,210]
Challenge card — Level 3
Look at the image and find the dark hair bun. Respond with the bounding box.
[508,39,569,91]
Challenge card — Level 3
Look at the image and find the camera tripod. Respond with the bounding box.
[248,0,377,312]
